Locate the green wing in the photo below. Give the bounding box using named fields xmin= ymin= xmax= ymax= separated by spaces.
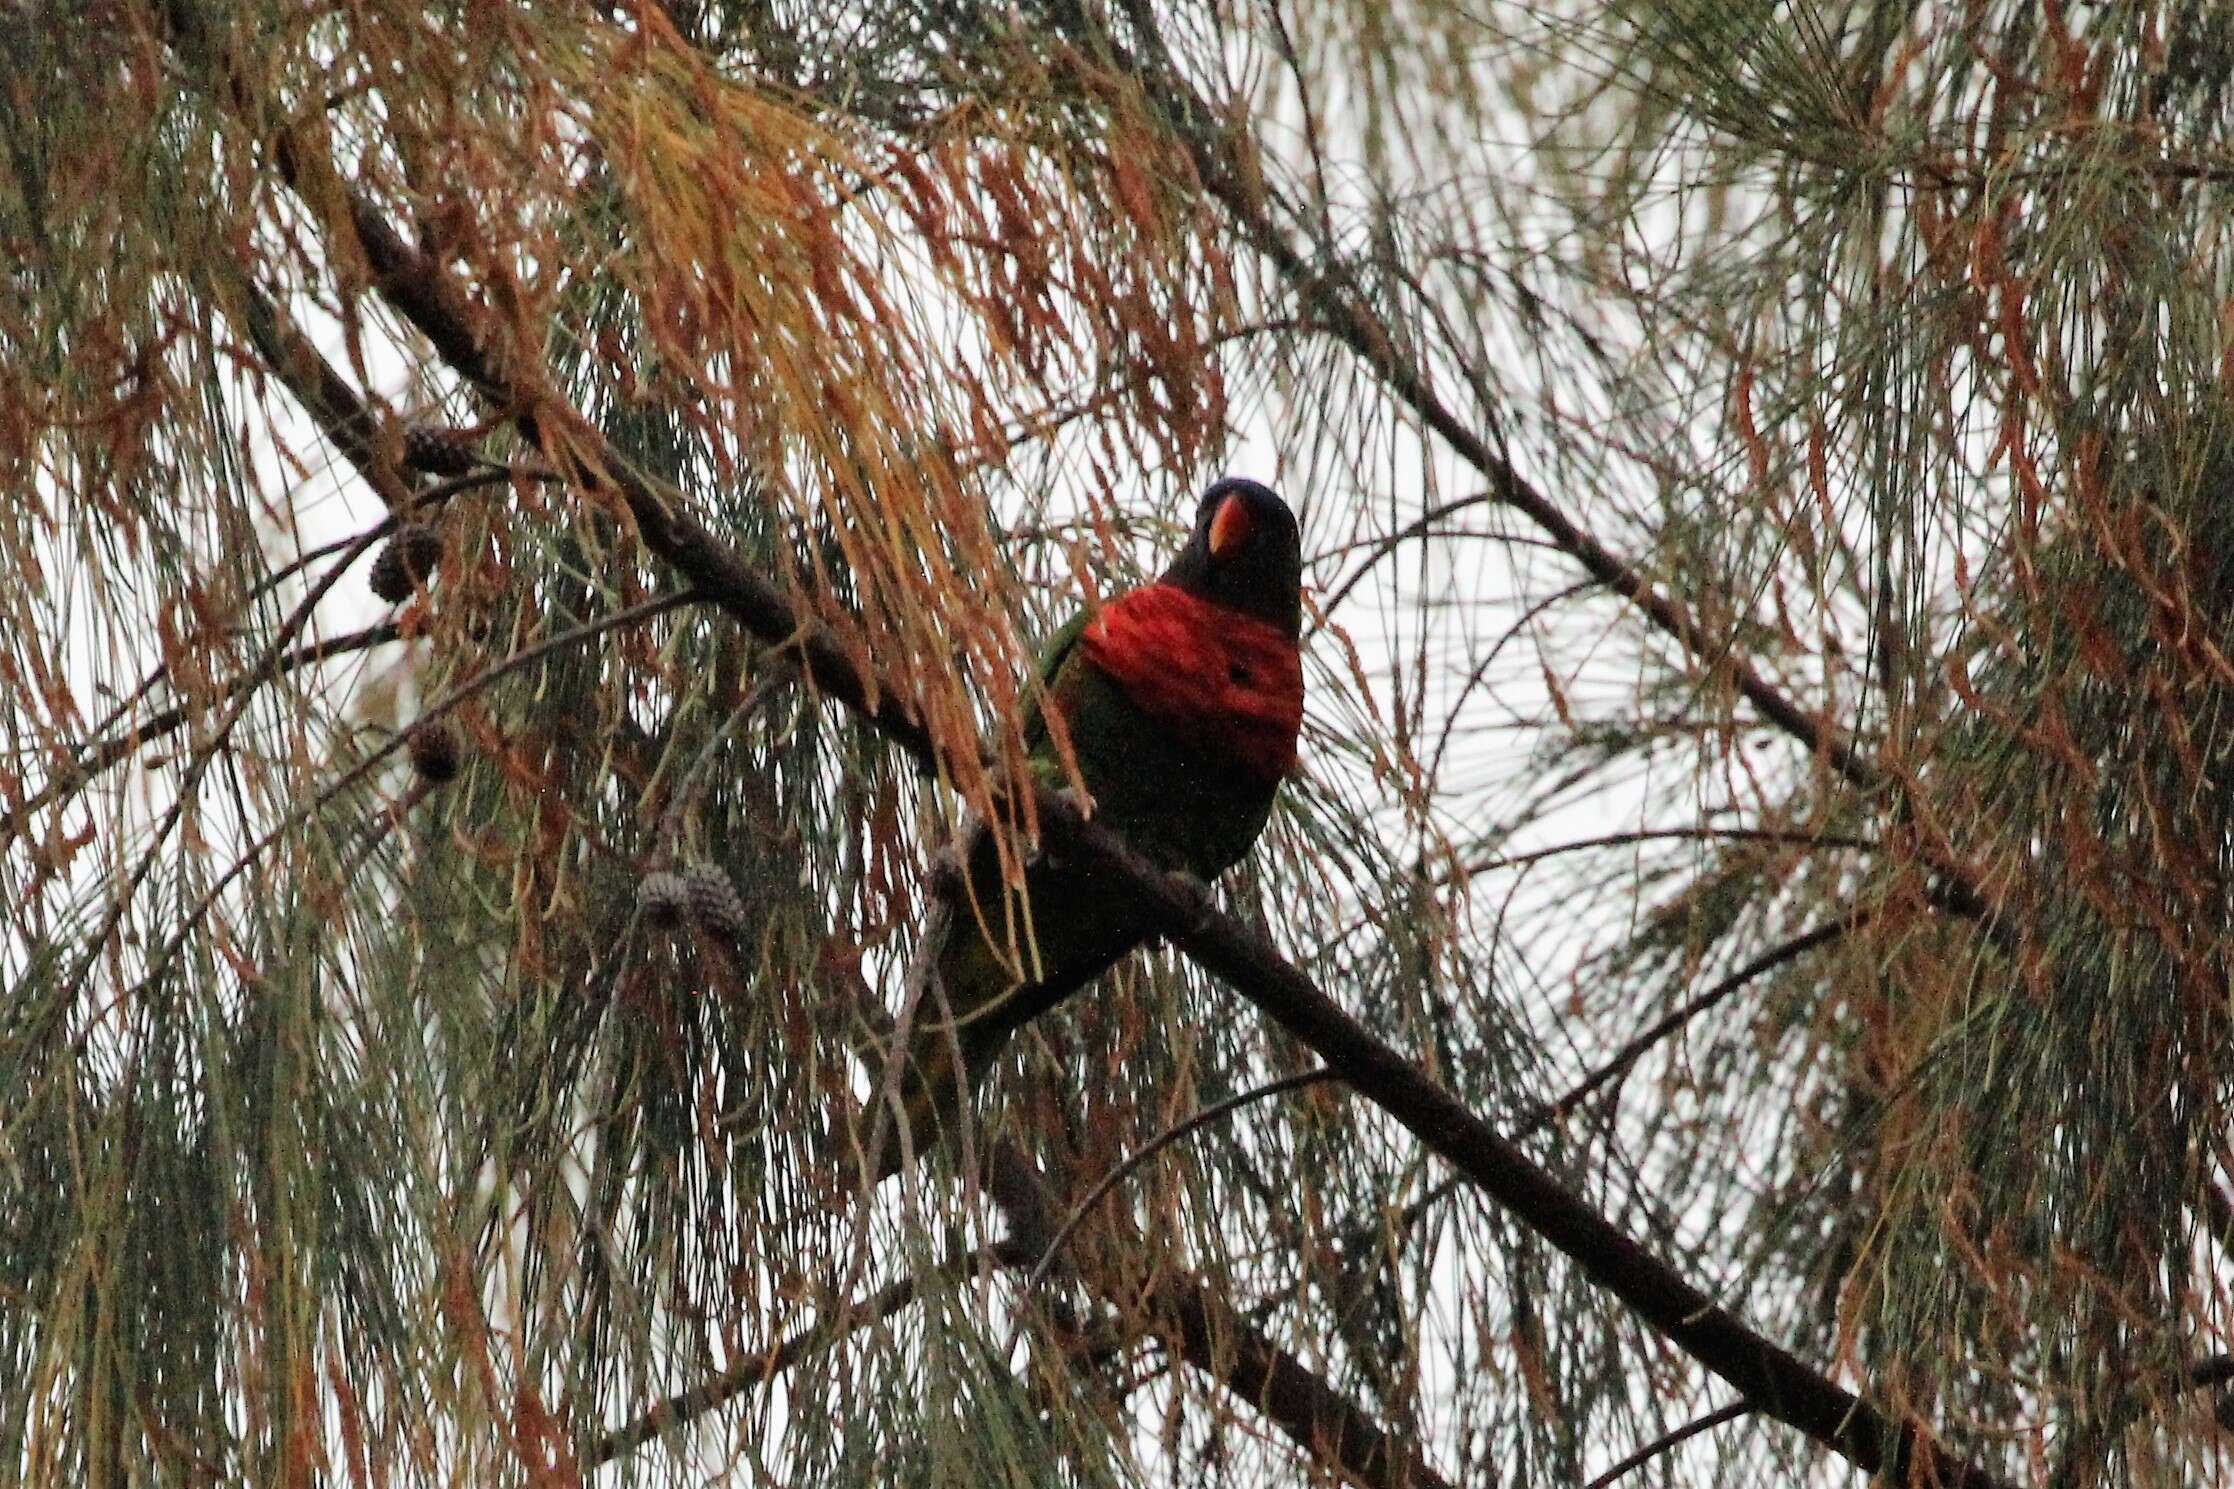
xmin=1020 ymin=608 xmax=1091 ymax=761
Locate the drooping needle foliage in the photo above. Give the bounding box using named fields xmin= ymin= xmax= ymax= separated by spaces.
xmin=3 ymin=2 xmax=2233 ymax=1485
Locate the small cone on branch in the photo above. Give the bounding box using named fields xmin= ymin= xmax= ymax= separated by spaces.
xmin=406 ymin=717 xmax=467 ymax=783
xmin=369 ymin=524 xmax=445 ymax=603
xmin=684 ymin=863 xmax=750 ymax=942
xmin=401 ymin=424 xmax=478 ymax=477
xmin=638 ymin=871 xmax=691 ymax=931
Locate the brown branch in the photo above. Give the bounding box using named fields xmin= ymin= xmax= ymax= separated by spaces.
xmin=221 ymin=269 xmax=416 ymax=515
xmin=991 ymin=1142 xmax=1460 ymax=1489
xmin=1582 ymin=1402 xmax=1751 ymax=1489
xmin=584 ymin=1242 xmax=1021 ymax=1466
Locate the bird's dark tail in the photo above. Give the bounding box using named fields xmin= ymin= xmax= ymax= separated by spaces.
xmin=840 ymin=918 xmax=1013 ymax=1185
xmin=840 ymin=854 xmax=1147 ymax=1189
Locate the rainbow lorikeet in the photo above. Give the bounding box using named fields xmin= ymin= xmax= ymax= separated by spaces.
xmin=866 ymin=478 xmax=1305 ymax=1178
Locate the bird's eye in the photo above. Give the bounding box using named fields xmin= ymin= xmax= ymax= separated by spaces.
xmin=1229 ymin=663 xmax=1252 ymax=684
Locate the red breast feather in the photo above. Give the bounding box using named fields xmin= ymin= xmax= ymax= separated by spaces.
xmin=1079 ymin=582 xmax=1304 ymax=782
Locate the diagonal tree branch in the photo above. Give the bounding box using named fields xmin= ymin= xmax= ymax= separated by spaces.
xmin=220 ymin=268 xmax=418 ymax=515
xmin=990 ymin=1141 xmax=1461 ymax=1489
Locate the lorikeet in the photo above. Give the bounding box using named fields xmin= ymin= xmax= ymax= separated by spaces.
xmin=866 ymin=478 xmax=1305 ymax=1178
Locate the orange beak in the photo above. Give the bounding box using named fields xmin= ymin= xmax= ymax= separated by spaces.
xmin=1208 ymin=493 xmax=1252 ymax=559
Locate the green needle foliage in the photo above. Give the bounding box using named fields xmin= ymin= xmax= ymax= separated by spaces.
xmin=3 ymin=1 xmax=2233 ymax=1486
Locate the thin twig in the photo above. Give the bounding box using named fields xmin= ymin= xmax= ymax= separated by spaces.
xmin=1315 ymin=905 xmax=1879 ymax=1269
xmin=67 ymin=592 xmax=704 ymax=1053
xmin=4 ymin=461 xmax=506 ymax=847
xmin=1313 ymin=489 xmax=1500 ymax=620
xmin=1582 ymin=1402 xmax=1751 ymax=1489
xmin=585 ymin=1242 xmax=1022 ymax=1465
xmin=1463 ymin=828 xmax=1877 ymax=877
xmin=3 ymin=620 xmax=402 ymax=848
xmin=46 ymin=510 xmax=394 ymax=1053
xmin=1028 ymin=1067 xmax=1339 ymax=1288
xmin=1529 ymin=907 xmax=1877 ymax=1129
